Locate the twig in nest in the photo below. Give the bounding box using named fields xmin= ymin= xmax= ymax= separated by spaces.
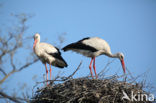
xmin=36 ymin=61 xmax=82 ymax=85
xmin=98 ymin=59 xmax=115 ymax=78
xmin=48 ymin=61 xmax=82 ymax=82
xmin=63 ymin=61 xmax=82 ymax=80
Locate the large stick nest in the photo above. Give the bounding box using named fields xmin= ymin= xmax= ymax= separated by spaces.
xmin=31 ymin=77 xmax=152 ymax=103
xmin=31 ymin=62 xmax=153 ymax=103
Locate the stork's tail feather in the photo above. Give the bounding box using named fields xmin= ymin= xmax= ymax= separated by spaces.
xmin=48 ymin=52 xmax=68 ymax=68
xmin=62 ymin=59 xmax=68 ymax=67
xmin=62 ymin=43 xmax=76 ymax=51
xmin=55 ymin=60 xmax=68 ymax=68
xmin=56 ymin=56 xmax=68 ymax=68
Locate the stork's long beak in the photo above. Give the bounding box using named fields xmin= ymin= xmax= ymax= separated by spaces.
xmin=121 ymin=59 xmax=126 ymax=74
xmin=33 ymin=39 xmax=37 ymax=49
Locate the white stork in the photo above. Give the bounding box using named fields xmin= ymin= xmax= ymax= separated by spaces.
xmin=33 ymin=33 xmax=68 ymax=85
xmin=62 ymin=37 xmax=126 ymax=79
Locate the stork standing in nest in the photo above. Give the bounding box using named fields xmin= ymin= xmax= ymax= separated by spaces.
xmin=33 ymin=33 xmax=68 ymax=85
xmin=62 ymin=37 xmax=126 ymax=79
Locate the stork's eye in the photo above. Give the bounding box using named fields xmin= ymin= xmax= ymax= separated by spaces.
xmin=120 ymin=55 xmax=123 ymax=59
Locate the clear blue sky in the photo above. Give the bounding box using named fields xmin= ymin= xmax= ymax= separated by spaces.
xmin=0 ymin=0 xmax=156 ymax=100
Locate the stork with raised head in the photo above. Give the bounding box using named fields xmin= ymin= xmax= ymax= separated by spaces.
xmin=62 ymin=37 xmax=126 ymax=79
xmin=33 ymin=33 xmax=68 ymax=85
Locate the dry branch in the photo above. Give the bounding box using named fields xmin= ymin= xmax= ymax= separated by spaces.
xmin=0 ymin=91 xmax=21 ymax=103
xmin=0 ymin=13 xmax=38 ymax=103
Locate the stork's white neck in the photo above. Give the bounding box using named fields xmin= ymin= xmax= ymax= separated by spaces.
xmin=105 ymin=52 xmax=120 ymax=59
xmin=36 ymin=39 xmax=40 ymax=45
xmin=33 ymin=38 xmax=40 ymax=50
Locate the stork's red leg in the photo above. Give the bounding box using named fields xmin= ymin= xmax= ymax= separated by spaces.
xmin=49 ymin=64 xmax=52 ymax=80
xmin=45 ymin=63 xmax=48 ymax=86
xmin=93 ymin=57 xmax=98 ymax=79
xmin=89 ymin=58 xmax=94 ymax=79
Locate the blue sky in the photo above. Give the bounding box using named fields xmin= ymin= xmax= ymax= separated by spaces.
xmin=0 ymin=0 xmax=156 ymax=100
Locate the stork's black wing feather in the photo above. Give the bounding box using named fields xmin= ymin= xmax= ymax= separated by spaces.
xmin=62 ymin=37 xmax=97 ymax=52
xmin=46 ymin=47 xmax=68 ymax=67
xmin=47 ymin=52 xmax=68 ymax=67
xmin=54 ymin=46 xmax=61 ymax=55
xmin=77 ymin=37 xmax=90 ymax=42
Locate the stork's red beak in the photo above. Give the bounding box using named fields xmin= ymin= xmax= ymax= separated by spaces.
xmin=33 ymin=39 xmax=37 ymax=49
xmin=121 ymin=59 xmax=126 ymax=74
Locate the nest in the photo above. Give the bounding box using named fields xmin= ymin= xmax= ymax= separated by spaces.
xmin=31 ymin=62 xmax=154 ymax=103
xmin=31 ymin=77 xmax=152 ymax=103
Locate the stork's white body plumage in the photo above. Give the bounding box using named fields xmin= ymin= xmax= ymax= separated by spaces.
xmin=62 ymin=37 xmax=126 ymax=79
xmin=34 ymin=42 xmax=66 ymax=67
xmin=34 ymin=43 xmax=56 ymax=63
xmin=33 ymin=33 xmax=67 ymax=85
xmin=72 ymin=37 xmax=111 ymax=57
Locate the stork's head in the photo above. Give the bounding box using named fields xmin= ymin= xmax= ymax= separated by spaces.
xmin=117 ymin=52 xmax=126 ymax=74
xmin=33 ymin=33 xmax=40 ymax=49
